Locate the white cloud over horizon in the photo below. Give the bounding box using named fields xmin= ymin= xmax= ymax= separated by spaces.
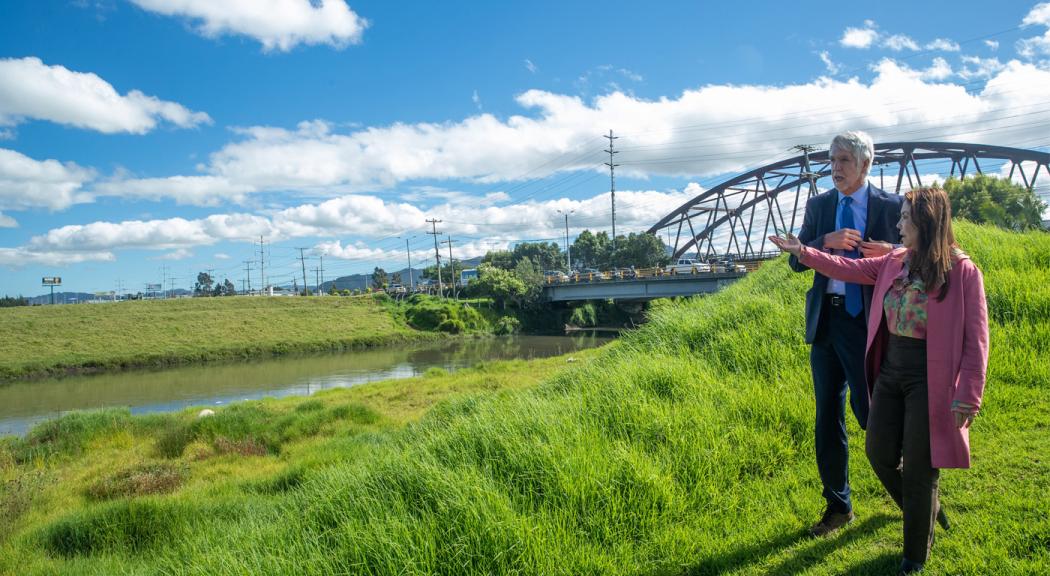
xmin=0 ymin=148 xmax=95 ymax=211
xmin=193 ymin=59 xmax=1050 ymax=196
xmin=128 ymin=0 xmax=368 ymax=52
xmin=0 ymin=57 xmax=211 ymax=134
xmin=14 ymin=186 xmax=699 ymax=265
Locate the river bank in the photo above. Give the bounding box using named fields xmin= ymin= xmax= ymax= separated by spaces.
xmin=0 ymin=334 xmax=612 ymax=436
xmin=0 ymin=294 xmax=552 ymax=381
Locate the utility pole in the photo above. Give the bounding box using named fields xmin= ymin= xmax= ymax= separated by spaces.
xmin=313 ymin=267 xmax=320 ymax=293
xmin=160 ymin=266 xmax=169 ymax=298
xmin=558 ymin=208 xmax=574 ymax=270
xmin=319 ymin=255 xmax=324 ymax=294
xmin=405 ymin=237 xmax=415 ymax=291
xmin=258 ymin=236 xmax=266 ymax=295
xmin=296 ymin=248 xmax=310 ymax=295
xmin=426 ymin=218 xmax=443 ymax=297
xmin=442 ymin=236 xmax=456 ymax=298
xmin=243 ymin=260 xmax=253 ymax=295
xmin=604 ymin=129 xmax=619 ymax=250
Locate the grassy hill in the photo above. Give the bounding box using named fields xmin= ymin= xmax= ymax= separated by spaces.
xmin=1 ymin=221 xmax=1047 ymax=575
xmin=0 ymin=296 xmax=428 ymax=380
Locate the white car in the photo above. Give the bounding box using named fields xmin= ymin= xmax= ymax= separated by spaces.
xmin=667 ymin=258 xmax=711 ymax=274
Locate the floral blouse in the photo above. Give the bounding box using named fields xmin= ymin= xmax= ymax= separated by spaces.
xmin=883 ymin=262 xmax=928 ymax=339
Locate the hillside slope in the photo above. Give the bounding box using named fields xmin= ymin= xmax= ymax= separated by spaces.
xmin=2 ymin=221 xmax=1047 ymax=575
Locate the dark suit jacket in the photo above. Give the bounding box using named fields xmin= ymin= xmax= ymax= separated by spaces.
xmin=788 ymin=184 xmax=903 ymax=344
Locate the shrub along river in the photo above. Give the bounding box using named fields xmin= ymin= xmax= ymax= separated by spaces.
xmin=0 ymin=334 xmax=611 ymax=436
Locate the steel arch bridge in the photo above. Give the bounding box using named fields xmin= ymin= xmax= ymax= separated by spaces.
xmin=648 ymin=142 xmax=1050 ymax=261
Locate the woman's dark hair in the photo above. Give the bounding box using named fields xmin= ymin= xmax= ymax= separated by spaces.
xmin=904 ymin=186 xmax=958 ymax=301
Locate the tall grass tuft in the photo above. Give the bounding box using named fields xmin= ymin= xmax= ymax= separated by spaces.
xmin=13 ymin=408 xmax=133 ymax=462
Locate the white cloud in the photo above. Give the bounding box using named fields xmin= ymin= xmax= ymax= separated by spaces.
xmin=214 ymin=252 xmax=231 ymax=260
xmin=153 ymin=248 xmax=194 ymax=260
xmin=922 ymin=57 xmax=953 ymax=81
xmin=93 ymin=175 xmax=256 ymax=206
xmin=0 ymin=212 xmax=17 ymax=228
xmin=472 ymin=89 xmax=482 ymax=111
xmin=315 ymin=240 xmax=397 ymax=261
xmin=1024 ymin=2 xmax=1050 ymax=26
xmin=839 ymin=23 xmax=957 ymax=53
xmin=0 ymin=148 xmax=95 ymax=211
xmin=924 ymin=38 xmax=959 ymax=52
xmin=195 ymin=61 xmax=1050 ymax=194
xmin=128 ymin=0 xmax=368 ymax=52
xmin=28 ymin=214 xmax=274 ymax=253
xmin=958 ymin=56 xmax=1006 ymax=80
xmin=883 ymin=34 xmax=919 ymax=51
xmin=985 ymin=39 xmax=999 ymax=50
xmin=0 ymin=246 xmax=114 ymax=267
xmin=0 ymin=57 xmax=211 ymax=134
xmin=819 ymin=51 xmax=840 ymax=75
xmin=524 ymin=59 xmax=537 ymax=74
xmin=11 ymin=184 xmax=696 ymax=262
xmin=841 ymin=25 xmax=878 ymax=49
xmin=1018 ymin=2 xmax=1050 ymax=60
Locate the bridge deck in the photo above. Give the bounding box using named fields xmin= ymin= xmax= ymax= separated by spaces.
xmin=542 ymin=272 xmax=747 ymax=302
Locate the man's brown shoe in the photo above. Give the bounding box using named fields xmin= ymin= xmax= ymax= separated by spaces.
xmin=809 ymin=507 xmax=854 ymax=537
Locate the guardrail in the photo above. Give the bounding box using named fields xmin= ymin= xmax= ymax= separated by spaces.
xmin=544 ymin=259 xmax=768 ymax=285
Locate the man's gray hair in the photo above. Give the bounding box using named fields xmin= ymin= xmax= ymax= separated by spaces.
xmin=830 ymin=131 xmax=874 ymax=178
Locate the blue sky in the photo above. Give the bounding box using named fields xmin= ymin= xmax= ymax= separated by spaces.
xmin=1 ymin=0 xmax=1049 ymax=297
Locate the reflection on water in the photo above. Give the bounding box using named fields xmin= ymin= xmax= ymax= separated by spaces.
xmin=0 ymin=335 xmax=610 ymax=436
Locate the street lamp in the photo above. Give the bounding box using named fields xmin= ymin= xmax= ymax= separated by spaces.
xmin=557 ymin=209 xmax=575 ymax=271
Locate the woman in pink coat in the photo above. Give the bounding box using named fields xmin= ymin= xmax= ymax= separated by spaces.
xmin=770 ymin=186 xmax=989 ymax=575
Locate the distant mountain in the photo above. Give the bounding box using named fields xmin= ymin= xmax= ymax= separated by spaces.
xmin=320 ymin=258 xmax=484 ymax=293
xmin=26 ymin=288 xmax=194 ymax=305
xmin=28 ymin=291 xmax=97 ymax=305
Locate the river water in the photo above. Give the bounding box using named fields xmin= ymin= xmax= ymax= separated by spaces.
xmin=0 ymin=334 xmax=611 ymax=437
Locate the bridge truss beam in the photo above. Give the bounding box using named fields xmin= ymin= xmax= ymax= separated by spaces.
xmin=648 ymin=142 xmax=1050 ymax=261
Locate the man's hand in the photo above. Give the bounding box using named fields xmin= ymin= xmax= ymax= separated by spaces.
xmin=859 ymin=240 xmax=894 ymax=258
xmin=823 ymin=228 xmax=862 ymax=251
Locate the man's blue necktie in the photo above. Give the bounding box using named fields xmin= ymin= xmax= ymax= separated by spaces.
xmin=839 ymin=196 xmax=863 ymax=317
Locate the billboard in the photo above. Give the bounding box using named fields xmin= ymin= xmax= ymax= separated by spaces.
xmin=42 ymin=277 xmax=62 ymax=285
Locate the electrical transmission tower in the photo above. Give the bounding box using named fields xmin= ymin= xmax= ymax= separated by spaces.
xmin=604 ymin=129 xmax=620 ymax=249
xmin=791 ymin=144 xmax=821 ymax=232
xmin=243 ymin=260 xmax=253 ymax=295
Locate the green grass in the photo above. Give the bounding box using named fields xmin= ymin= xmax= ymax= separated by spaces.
xmin=0 ymin=221 xmax=1047 ymax=575
xmin=0 ymin=295 xmax=431 ymax=380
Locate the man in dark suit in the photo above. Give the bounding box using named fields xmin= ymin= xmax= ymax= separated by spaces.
xmin=788 ymin=130 xmax=902 ymax=537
